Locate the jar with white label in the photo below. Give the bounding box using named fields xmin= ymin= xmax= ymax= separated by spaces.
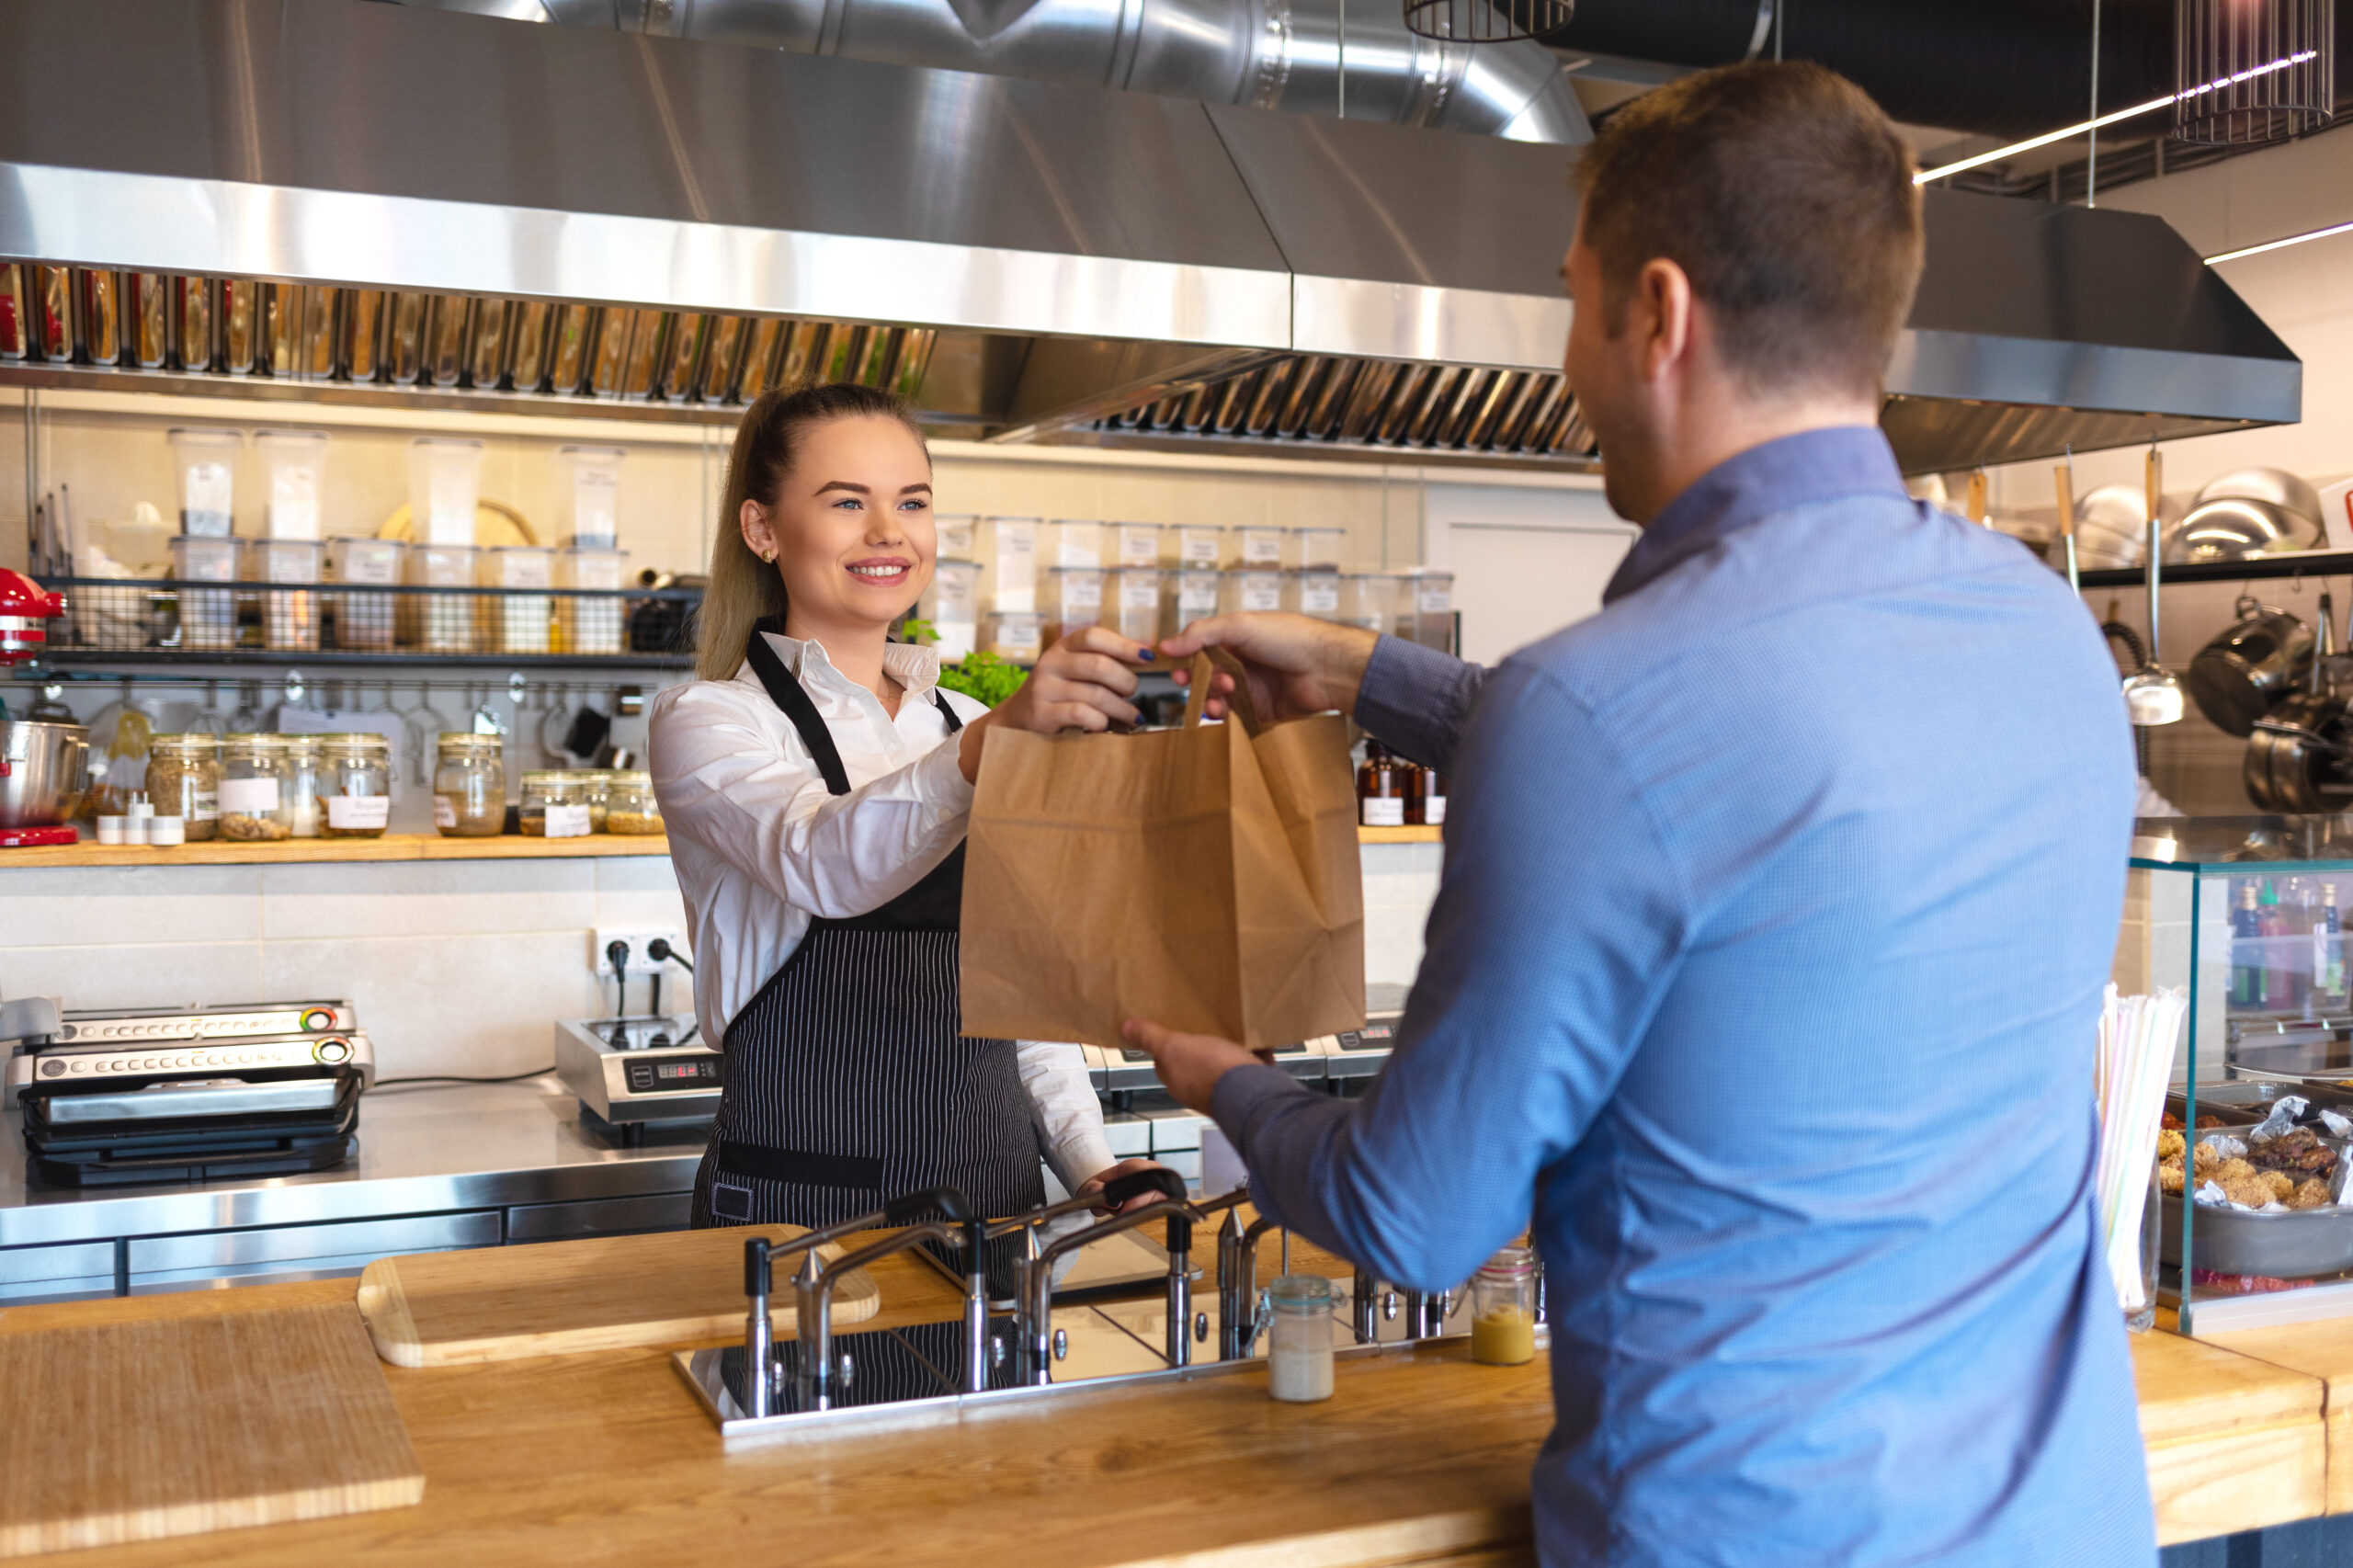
xmin=1168 ymin=524 xmax=1225 ymax=571
xmin=1164 ymin=568 xmax=1221 ymax=641
xmin=1411 ymin=569 xmax=1456 ymax=653
xmin=1109 ymin=566 xmax=1162 ymax=644
xmin=520 ymin=770 xmax=592 ymax=838
xmin=434 ymin=733 xmax=506 ymax=837
xmin=145 ymin=733 xmax=221 ymax=842
xmin=219 ymin=733 xmax=293 ymax=841
xmin=982 ymin=612 xmax=1043 ymax=663
xmin=277 ymin=733 xmax=325 ymax=837
xmin=977 ymin=517 xmax=1040 ymax=615
xmin=318 ymin=733 xmax=392 ymax=838
xmin=1044 ymin=566 xmax=1106 ymax=646
xmin=1285 ymin=568 xmax=1342 ymax=621
xmin=1221 ymin=568 xmax=1283 ymax=618
xmin=1107 ymin=522 xmax=1165 ymax=568
xmin=1233 ymin=526 xmax=1289 ymax=570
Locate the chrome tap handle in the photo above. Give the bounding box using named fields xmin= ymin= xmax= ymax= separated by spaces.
xmin=1219 ymin=1210 xmax=1285 ymax=1360
xmin=1018 ymin=1198 xmax=1202 ymax=1386
xmin=1165 ymin=1204 xmax=1195 ymax=1368
xmin=799 ymin=1221 xmax=961 ymax=1410
xmin=743 ymin=1237 xmax=773 ymax=1420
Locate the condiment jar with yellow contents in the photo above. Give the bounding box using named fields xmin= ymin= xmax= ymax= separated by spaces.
xmin=1470 ymin=1245 xmax=1538 ymax=1366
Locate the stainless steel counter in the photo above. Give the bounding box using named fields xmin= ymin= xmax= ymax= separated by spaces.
xmin=0 ymin=1075 xmax=703 ymax=1301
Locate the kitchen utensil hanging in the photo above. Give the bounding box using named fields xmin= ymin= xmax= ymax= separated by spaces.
xmin=2188 ymin=596 xmax=2313 ymax=736
xmin=2122 ymin=447 xmax=2186 ymax=727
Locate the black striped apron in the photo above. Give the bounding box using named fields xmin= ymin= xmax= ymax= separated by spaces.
xmin=689 ymin=629 xmax=1046 ymax=1231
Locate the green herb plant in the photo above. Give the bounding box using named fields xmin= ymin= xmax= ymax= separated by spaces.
xmin=901 ymin=618 xmax=1030 ymax=708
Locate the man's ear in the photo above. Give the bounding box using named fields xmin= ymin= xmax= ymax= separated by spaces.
xmin=1634 ymin=257 xmax=1694 ymax=385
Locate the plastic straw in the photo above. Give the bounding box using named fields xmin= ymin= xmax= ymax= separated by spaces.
xmin=2093 ymin=984 xmax=2188 ymax=1312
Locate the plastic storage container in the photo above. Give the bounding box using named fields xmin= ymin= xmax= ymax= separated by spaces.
xmin=1338 ymin=571 xmax=1392 ymax=633
xmin=1409 ymin=568 xmax=1455 ymax=653
xmin=935 ymin=513 xmax=978 ymax=561
xmin=551 ymin=445 xmax=624 ymax=547
xmin=554 ymin=546 xmax=628 ymax=655
xmin=1470 ymin=1245 xmax=1538 ymax=1365
xmin=167 ymin=427 xmax=240 ymax=537
xmin=1264 ymin=1275 xmax=1336 ymax=1403
xmin=519 ymin=769 xmax=591 ymax=838
xmin=407 ymin=437 xmax=484 ymax=547
xmin=1169 ymin=524 xmax=1225 ymax=571
xmin=276 ymin=733 xmax=324 ymax=837
xmin=433 ymin=733 xmax=506 ymax=836
xmin=478 ymin=545 xmax=554 ymax=654
xmin=1221 ymin=568 xmax=1283 ymax=617
xmin=325 ymin=536 xmax=405 ymax=652
xmin=920 ymin=560 xmax=983 ymax=662
xmin=976 ymin=517 xmax=1040 ymax=615
xmin=145 ymin=733 xmax=221 ymax=841
xmin=170 ymin=535 xmax=243 ymax=651
xmin=1286 ymin=568 xmax=1342 ymax=620
xmin=318 ymin=733 xmax=392 ymax=838
xmin=1108 ymin=523 xmax=1165 ymax=568
xmin=1109 ymin=566 xmax=1162 ymax=644
xmin=1293 ymin=527 xmax=1346 ymax=571
xmin=254 ymin=430 xmax=328 ymax=540
xmin=218 ymin=734 xmax=292 ymax=841
xmin=1164 ymin=568 xmax=1221 ymax=641
xmin=241 ymin=539 xmax=323 ymax=652
xmin=604 ymin=770 xmax=664 ymax=835
xmin=404 ymin=542 xmax=478 ymax=653
xmin=1043 ymin=566 xmax=1105 ymax=646
xmin=982 ymin=612 xmax=1042 ymax=663
xmin=1043 ymin=519 xmax=1104 ymax=570
xmin=1233 ymin=526 xmax=1289 ymax=569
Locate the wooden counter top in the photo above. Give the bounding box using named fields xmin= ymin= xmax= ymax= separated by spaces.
xmin=0 ymin=1226 xmax=2328 ymax=1565
xmin=2206 ymin=1317 xmax=2353 ymax=1516
xmin=0 ymin=831 xmax=670 ymax=868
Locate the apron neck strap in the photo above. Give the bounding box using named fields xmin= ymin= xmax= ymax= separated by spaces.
xmin=745 ymin=621 xmax=961 ymax=796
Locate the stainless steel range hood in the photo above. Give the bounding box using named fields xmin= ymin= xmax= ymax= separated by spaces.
xmin=0 ymin=0 xmax=2301 ymax=474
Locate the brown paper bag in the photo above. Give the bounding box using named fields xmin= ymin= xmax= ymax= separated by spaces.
xmin=959 ymin=650 xmax=1366 ymax=1049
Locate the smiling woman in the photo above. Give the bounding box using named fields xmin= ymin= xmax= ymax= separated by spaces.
xmin=644 ymin=382 xmax=1167 ymax=1239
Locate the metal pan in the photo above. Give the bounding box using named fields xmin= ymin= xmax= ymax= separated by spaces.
xmin=2163 ymin=1192 xmax=2353 ymax=1279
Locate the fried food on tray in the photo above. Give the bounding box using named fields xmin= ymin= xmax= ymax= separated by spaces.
xmin=2214 ymin=1157 xmax=2256 ymax=1185
xmin=2158 ymin=1129 xmax=2187 ymax=1161
xmin=2290 ymin=1178 xmax=2335 ymax=1210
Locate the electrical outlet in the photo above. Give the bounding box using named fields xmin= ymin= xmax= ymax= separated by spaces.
xmin=593 ymin=928 xmax=688 ymax=979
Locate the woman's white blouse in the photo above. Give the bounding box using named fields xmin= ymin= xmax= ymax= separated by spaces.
xmin=647 ymin=631 xmax=1114 ymax=1188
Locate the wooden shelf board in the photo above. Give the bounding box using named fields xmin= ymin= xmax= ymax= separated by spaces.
xmin=1359 ymin=824 xmax=1443 ymax=844
xmin=0 ymin=832 xmax=671 ymax=869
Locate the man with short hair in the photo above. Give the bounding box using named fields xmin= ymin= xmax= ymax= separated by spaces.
xmin=1131 ymin=61 xmax=2154 ymax=1565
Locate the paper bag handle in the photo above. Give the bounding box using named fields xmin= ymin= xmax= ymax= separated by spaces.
xmin=1180 ymin=648 xmax=1262 ymax=736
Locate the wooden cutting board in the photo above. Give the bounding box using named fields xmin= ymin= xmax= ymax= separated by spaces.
xmin=0 ymin=1302 xmax=423 ymax=1559
xmin=356 ymin=1222 xmax=881 ymax=1368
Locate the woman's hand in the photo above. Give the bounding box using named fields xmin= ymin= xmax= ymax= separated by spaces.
xmin=1076 ymin=1156 xmax=1174 ymax=1215
xmin=957 ymin=627 xmax=1154 ymax=783
xmin=1158 ymin=613 xmax=1379 ymax=725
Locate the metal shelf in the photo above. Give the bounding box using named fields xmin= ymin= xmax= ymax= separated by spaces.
xmin=2078 ymin=551 xmax=2353 ymax=589
xmin=21 ymin=650 xmax=691 ymax=675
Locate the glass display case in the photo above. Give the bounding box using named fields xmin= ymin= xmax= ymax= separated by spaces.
xmin=2133 ymin=815 xmax=2353 ymax=1333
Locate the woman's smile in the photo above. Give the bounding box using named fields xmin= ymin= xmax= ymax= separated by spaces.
xmin=846 ymin=556 xmax=913 ymax=585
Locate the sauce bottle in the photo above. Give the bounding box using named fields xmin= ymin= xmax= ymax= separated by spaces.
xmin=1358 ymin=742 xmax=1407 ymax=827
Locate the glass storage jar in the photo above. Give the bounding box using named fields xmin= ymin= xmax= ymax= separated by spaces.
xmin=218 ymin=734 xmax=293 ymax=841
xmin=145 ymin=733 xmax=221 ymax=841
xmin=1470 ymin=1244 xmax=1538 ymax=1365
xmin=319 ymin=733 xmax=392 ymax=838
xmin=433 ymin=733 xmax=506 ymax=836
xmin=276 ymin=733 xmax=324 ymax=837
xmin=1264 ymin=1274 xmax=1335 ymax=1403
xmin=604 ymin=770 xmax=664 ymax=835
xmin=579 ymin=768 xmax=612 ymax=832
xmin=519 ymin=769 xmax=591 ymax=838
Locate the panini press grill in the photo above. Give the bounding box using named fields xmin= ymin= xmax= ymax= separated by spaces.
xmin=3 ymin=1000 xmax=373 ymax=1187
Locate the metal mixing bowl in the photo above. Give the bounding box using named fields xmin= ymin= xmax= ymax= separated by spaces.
xmin=0 ymin=720 xmax=90 ymax=829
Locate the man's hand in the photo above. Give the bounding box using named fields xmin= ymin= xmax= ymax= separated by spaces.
xmin=1121 ymin=1017 xmax=1267 ymax=1116
xmin=959 ymin=626 xmax=1153 ymax=783
xmin=1074 ymin=1156 xmax=1171 ymax=1216
xmin=1158 ymin=613 xmax=1379 ymax=725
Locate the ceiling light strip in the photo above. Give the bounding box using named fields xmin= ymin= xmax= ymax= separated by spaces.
xmin=1914 ymin=50 xmax=2319 ymax=185
xmin=2206 ymin=218 xmax=2353 ymax=264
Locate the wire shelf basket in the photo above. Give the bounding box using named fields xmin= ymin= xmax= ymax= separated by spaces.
xmin=47 ymin=578 xmax=701 ymax=663
xmin=2175 ymin=0 xmax=2336 ymax=145
xmin=1401 ymin=0 xmax=1572 ymax=43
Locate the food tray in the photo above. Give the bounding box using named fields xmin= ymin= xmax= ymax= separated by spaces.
xmin=2163 ymin=1192 xmax=2353 ymax=1279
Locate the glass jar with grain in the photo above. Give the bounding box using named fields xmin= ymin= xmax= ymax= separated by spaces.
xmin=275 ymin=733 xmax=324 ymax=838
xmin=519 ymin=769 xmax=590 ymax=838
xmin=604 ymin=771 xmax=664 ymax=835
xmin=319 ymin=733 xmax=392 ymax=838
xmin=219 ymin=734 xmax=293 ymax=841
xmin=433 ymin=733 xmax=506 ymax=837
xmin=145 ymin=733 xmax=221 ymax=841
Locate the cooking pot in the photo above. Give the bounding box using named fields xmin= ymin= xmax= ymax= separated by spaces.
xmin=2188 ymin=597 xmax=2313 ymax=737
xmin=2245 ymin=692 xmax=2353 ymax=813
xmin=0 ymin=719 xmax=89 ymax=829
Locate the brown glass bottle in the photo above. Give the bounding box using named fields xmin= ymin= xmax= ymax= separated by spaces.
xmin=1421 ymin=767 xmax=1447 ymax=827
xmin=1358 ymin=741 xmax=1408 ymax=827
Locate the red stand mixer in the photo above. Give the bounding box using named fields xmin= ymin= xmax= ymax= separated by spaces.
xmin=0 ymin=570 xmax=78 ymax=847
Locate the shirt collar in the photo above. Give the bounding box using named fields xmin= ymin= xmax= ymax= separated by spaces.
xmin=745 ymin=631 xmax=943 ymax=703
xmin=1602 ymin=426 xmax=1911 ymax=604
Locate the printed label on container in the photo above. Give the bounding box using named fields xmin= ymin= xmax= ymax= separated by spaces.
xmin=338 ymin=548 xmax=401 ymax=586
xmin=1425 ymin=794 xmax=1447 ymax=825
xmin=1118 ymin=529 xmax=1161 ymax=564
xmin=1360 ymin=797 xmax=1405 ymax=827
xmin=1299 ymin=579 xmax=1340 ymax=614
xmin=1241 ymin=581 xmax=1281 ymax=612
xmin=219 ymin=777 xmax=279 ymax=814
xmin=1060 ymin=575 xmax=1102 ymax=609
xmin=1119 ymin=575 xmax=1159 ymax=609
xmin=544 ymin=802 xmax=592 ymax=838
xmin=1241 ymin=532 xmax=1283 ymax=564
xmin=1180 ymin=533 xmax=1221 ymax=565
xmin=1177 ymin=584 xmax=1219 ymax=614
xmin=1418 ymin=586 xmax=1450 ymax=613
xmin=190 ymin=789 xmax=218 ymax=822
xmin=326 ymin=794 xmax=391 ymax=831
xmin=434 ymin=795 xmax=458 ymax=829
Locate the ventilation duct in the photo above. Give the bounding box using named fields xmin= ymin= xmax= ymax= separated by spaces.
xmin=404 ymin=0 xmax=1593 ymax=144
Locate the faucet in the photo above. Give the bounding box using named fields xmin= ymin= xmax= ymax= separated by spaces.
xmin=795 ymin=1221 xmax=962 ymax=1411
xmin=1212 ymin=1205 xmax=1285 ymax=1359
xmin=1010 ymin=1166 xmax=1194 ymax=1384
xmin=735 ymin=1185 xmax=975 ymax=1419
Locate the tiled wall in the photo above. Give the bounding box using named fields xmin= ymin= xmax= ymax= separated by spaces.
xmin=0 ymin=844 xmax=1443 ymax=1077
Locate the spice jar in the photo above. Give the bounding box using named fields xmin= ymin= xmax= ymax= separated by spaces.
xmin=145 ymin=734 xmax=221 ymax=841
xmin=578 ymin=768 xmax=612 ymax=832
xmin=276 ymin=733 xmax=324 ymax=838
xmin=319 ymin=733 xmax=392 ymax=838
xmin=219 ymin=734 xmax=293 ymax=841
xmin=1264 ymin=1275 xmax=1336 ymax=1403
xmin=1357 ymin=741 xmax=1414 ymax=828
xmin=519 ymin=769 xmax=591 ymax=838
xmin=433 ymin=733 xmax=506 ymax=837
xmin=604 ymin=770 xmax=665 ymax=835
xmin=1470 ymin=1246 xmax=1538 ymax=1366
